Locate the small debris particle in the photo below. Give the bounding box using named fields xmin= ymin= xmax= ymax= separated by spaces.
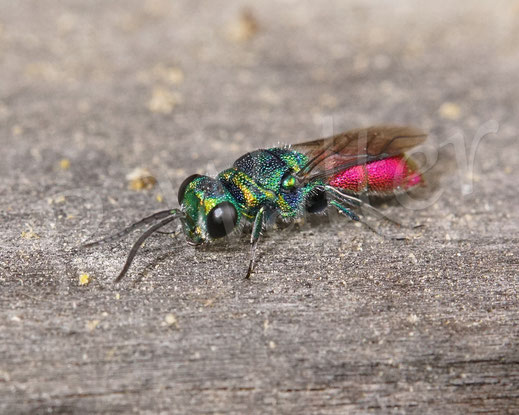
xmin=147 ymin=86 xmax=181 ymax=114
xmin=407 ymin=314 xmax=419 ymax=323
xmin=164 ymin=313 xmax=179 ymax=328
xmin=59 ymin=158 xmax=71 ymax=170
xmin=12 ymin=125 xmax=23 ymax=136
xmin=25 ymin=61 xmax=60 ymax=82
xmin=126 ymin=167 xmax=157 ymax=191
xmin=114 ymin=292 xmax=120 ymax=300
xmin=408 ymin=253 xmax=418 ymax=264
xmin=0 ymin=102 xmax=8 ymax=117
xmin=269 ymin=341 xmax=276 ymax=349
xmin=105 ymin=347 xmax=116 ymax=360
xmin=54 ymin=195 xmax=66 ymax=204
xmin=21 ymin=226 xmax=39 ymax=239
xmin=156 ymin=193 xmax=164 ymax=203
xmin=152 ymin=64 xmax=184 ymax=85
xmin=258 ymin=87 xmax=281 ymax=106
xmin=439 ymin=102 xmax=461 ymax=120
xmin=319 ymin=93 xmax=338 ymax=109
xmin=86 ymin=319 xmax=100 ymax=331
xmin=57 ymin=13 xmax=77 ymax=35
xmin=263 ymin=319 xmax=269 ymax=331
xmin=226 ymin=9 xmax=259 ymax=42
xmin=79 ymin=273 xmax=90 ymax=286
xmin=77 ymin=100 xmax=91 ymax=113
xmin=0 ymin=370 xmax=11 ymax=382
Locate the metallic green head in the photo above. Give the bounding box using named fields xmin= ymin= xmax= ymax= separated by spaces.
xmin=177 ymin=174 xmax=240 ymax=244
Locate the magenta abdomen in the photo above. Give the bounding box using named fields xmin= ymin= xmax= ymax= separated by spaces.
xmin=327 ymin=155 xmax=422 ymax=194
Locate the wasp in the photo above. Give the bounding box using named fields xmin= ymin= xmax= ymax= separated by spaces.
xmin=83 ymin=125 xmax=426 ymax=281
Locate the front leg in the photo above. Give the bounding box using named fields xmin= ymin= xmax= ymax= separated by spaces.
xmin=245 ymin=206 xmax=266 ymax=279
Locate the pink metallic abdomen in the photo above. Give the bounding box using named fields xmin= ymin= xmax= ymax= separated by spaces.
xmin=328 ymin=155 xmax=422 ymax=194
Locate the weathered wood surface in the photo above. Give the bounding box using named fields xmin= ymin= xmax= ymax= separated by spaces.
xmin=1 ymin=1 xmax=518 ymax=413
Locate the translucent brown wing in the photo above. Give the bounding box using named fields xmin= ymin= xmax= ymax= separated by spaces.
xmin=292 ymin=125 xmax=427 ymax=182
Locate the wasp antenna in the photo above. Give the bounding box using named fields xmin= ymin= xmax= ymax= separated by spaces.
xmin=114 ymin=212 xmax=183 ymax=283
xmin=82 ymin=209 xmax=180 ymax=248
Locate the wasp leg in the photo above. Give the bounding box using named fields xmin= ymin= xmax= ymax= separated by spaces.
xmin=323 ymin=185 xmax=411 ymax=228
xmin=245 ymin=207 xmax=265 ymax=279
xmin=329 ymin=197 xmax=408 ymax=240
xmin=329 ymin=200 xmax=361 ymax=221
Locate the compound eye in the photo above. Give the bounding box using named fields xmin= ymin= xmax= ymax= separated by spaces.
xmin=206 ymin=202 xmax=238 ymax=238
xmin=178 ymin=174 xmax=202 ymax=204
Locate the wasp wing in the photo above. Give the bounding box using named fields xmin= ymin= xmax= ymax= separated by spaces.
xmin=292 ymin=125 xmax=426 ymax=182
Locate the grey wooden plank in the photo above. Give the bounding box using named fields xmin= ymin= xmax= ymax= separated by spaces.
xmin=1 ymin=0 xmax=518 ymax=413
